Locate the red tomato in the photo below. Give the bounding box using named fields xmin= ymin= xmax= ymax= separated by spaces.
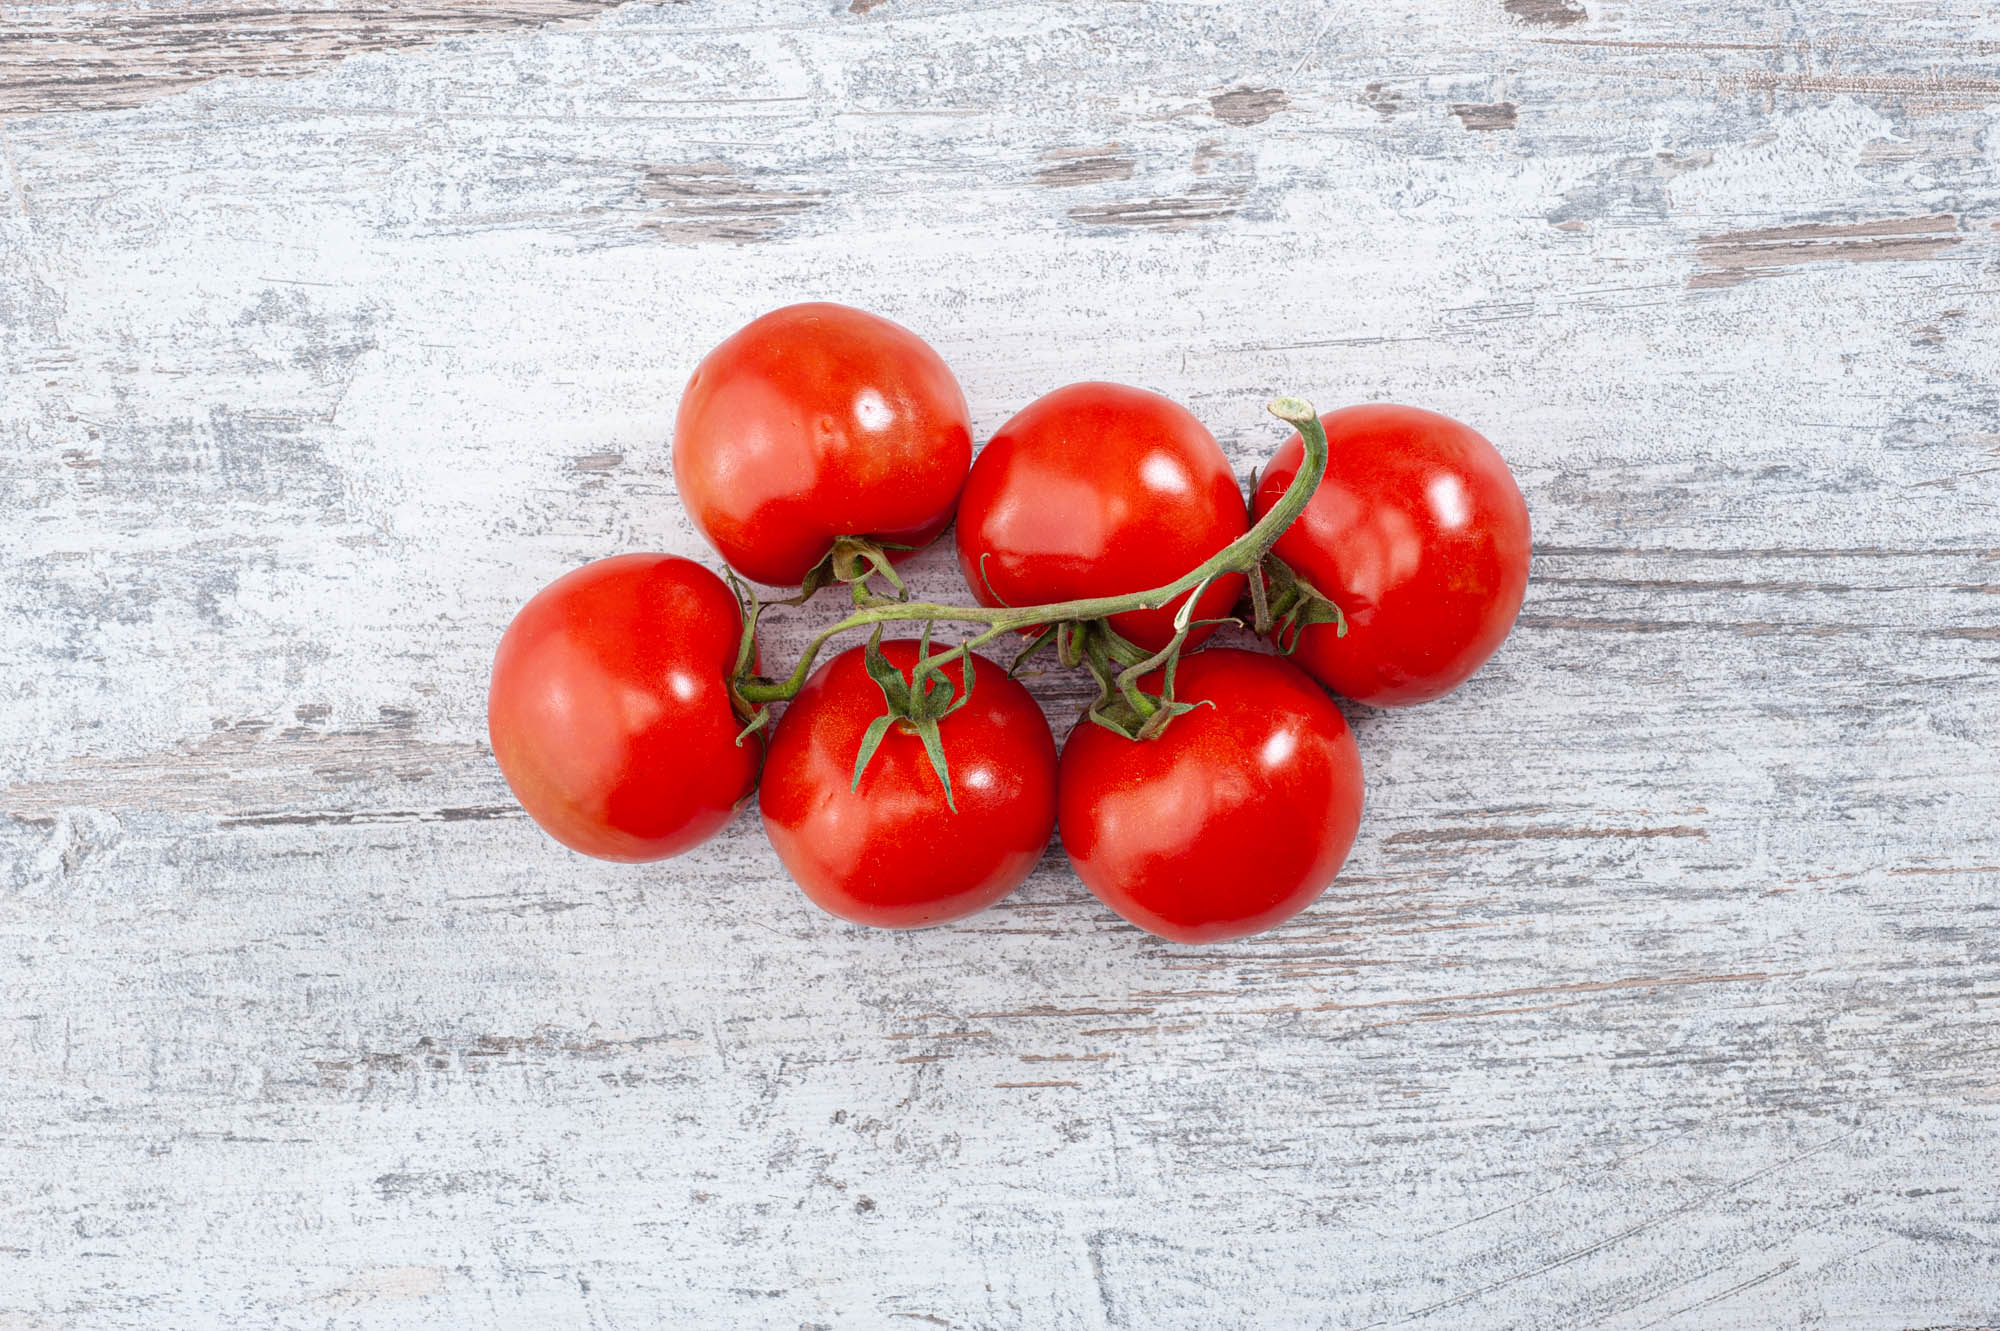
xmin=488 ymin=554 xmax=759 ymax=861
xmin=1058 ymin=649 xmax=1363 ymax=944
xmin=954 ymin=382 xmax=1249 ymax=653
xmin=1254 ymin=404 xmax=1531 ymax=707
xmin=759 ymin=641 xmax=1058 ymax=929
xmin=673 ymin=303 xmax=973 ymax=586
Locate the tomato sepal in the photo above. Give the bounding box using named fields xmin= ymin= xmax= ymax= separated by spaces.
xmin=1006 ymin=623 xmax=1061 ymax=678
xmin=733 ymin=707 xmax=773 ymax=747
xmin=720 ymin=569 xmax=776 ymax=737
xmin=1254 ymin=554 xmax=1349 ymax=654
xmin=851 ymin=624 xmax=976 ymax=812
xmin=1078 ymin=586 xmax=1222 ymax=742
xmin=824 ymin=535 xmax=918 ymax=604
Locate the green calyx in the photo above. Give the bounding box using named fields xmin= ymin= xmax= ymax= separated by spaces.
xmin=1078 ymin=590 xmax=1221 ymax=742
xmin=851 ymin=624 xmax=975 ymax=812
xmin=794 ymin=535 xmax=915 ymax=607
xmin=723 ymin=570 xmax=771 ymax=744
xmin=1249 ymin=554 xmax=1348 ymax=653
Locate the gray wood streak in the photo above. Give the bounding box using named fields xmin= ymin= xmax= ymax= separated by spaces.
xmin=0 ymin=0 xmax=635 ymax=116
xmin=2 ymin=0 xmax=1998 ymax=1327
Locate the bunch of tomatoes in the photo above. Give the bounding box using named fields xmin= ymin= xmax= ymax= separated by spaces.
xmin=488 ymin=303 xmax=1531 ymax=944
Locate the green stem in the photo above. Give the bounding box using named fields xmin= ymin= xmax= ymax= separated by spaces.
xmin=733 ymin=397 xmax=1328 ymax=705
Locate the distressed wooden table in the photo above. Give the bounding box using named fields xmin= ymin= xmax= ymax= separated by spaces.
xmin=3 ymin=1 xmax=1998 ymax=1327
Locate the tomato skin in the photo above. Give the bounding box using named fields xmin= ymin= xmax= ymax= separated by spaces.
xmin=1058 ymin=649 xmax=1363 ymax=944
xmin=488 ymin=554 xmax=759 ymax=862
xmin=954 ymin=382 xmax=1249 ymax=653
xmin=1254 ymin=404 xmax=1531 ymax=707
xmin=673 ymin=303 xmax=974 ymax=586
xmin=759 ymin=641 xmax=1058 ymax=929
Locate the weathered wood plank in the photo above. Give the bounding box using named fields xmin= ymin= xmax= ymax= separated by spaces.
xmin=2 ymin=0 xmax=1998 ymax=1326
xmin=0 ymin=0 xmax=635 ymax=116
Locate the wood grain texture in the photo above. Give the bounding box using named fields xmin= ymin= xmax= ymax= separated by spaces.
xmin=0 ymin=0 xmax=635 ymax=115
xmin=2 ymin=0 xmax=1998 ymax=1327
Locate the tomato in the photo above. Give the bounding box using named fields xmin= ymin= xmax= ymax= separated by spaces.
xmin=488 ymin=554 xmax=759 ymax=861
xmin=954 ymin=382 xmax=1250 ymax=653
xmin=673 ymin=302 xmax=974 ymax=586
xmin=759 ymin=640 xmax=1058 ymax=929
xmin=1057 ymin=649 xmax=1363 ymax=943
xmin=1253 ymin=404 xmax=1531 ymax=707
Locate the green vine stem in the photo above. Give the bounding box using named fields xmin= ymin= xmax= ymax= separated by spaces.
xmin=731 ymin=396 xmax=1329 ymax=708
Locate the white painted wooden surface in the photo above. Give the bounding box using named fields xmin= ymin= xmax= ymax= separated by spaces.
xmin=3 ymin=1 xmax=1998 ymax=1326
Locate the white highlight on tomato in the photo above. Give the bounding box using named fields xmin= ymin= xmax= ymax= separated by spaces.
xmin=1427 ymin=472 xmax=1470 ymax=530
xmin=854 ymin=388 xmax=894 ymax=432
xmin=1139 ymin=450 xmax=1192 ymax=495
